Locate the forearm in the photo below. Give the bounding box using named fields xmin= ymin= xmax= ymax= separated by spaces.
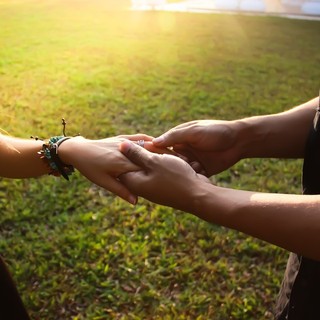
xmin=233 ymin=97 xmax=319 ymax=159
xmin=193 ymin=182 xmax=320 ymax=260
xmin=0 ymin=135 xmax=50 ymax=178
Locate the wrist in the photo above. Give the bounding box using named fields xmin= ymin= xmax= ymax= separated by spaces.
xmin=192 ymin=181 xmax=239 ymax=226
xmin=37 ymin=136 xmax=77 ymax=180
xmin=58 ymin=136 xmax=85 ymax=166
xmin=232 ymin=117 xmax=266 ymax=159
xmin=190 ymin=179 xmax=220 ymax=218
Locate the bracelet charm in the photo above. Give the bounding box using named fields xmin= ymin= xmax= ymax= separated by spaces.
xmin=39 ymin=136 xmax=74 ymax=180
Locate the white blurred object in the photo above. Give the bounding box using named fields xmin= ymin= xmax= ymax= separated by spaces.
xmin=240 ymin=0 xmax=266 ymax=11
xmin=185 ymin=0 xmax=215 ymax=10
xmin=151 ymin=0 xmax=167 ymax=6
xmin=215 ymin=0 xmax=239 ymax=10
xmin=131 ymin=0 xmax=167 ymax=10
xmin=131 ymin=0 xmax=320 ymax=18
xmin=302 ymin=1 xmax=320 ymax=15
xmin=281 ymin=0 xmax=303 ymax=5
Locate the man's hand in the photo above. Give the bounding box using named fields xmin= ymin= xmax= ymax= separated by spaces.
xmin=152 ymin=120 xmax=241 ymax=176
xmin=119 ymin=141 xmax=210 ymax=211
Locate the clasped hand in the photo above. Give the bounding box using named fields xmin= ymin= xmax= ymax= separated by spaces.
xmin=63 ymin=120 xmax=239 ymax=208
xmin=118 ymin=120 xmax=240 ymax=209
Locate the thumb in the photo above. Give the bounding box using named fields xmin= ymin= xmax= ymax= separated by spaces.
xmin=119 ymin=141 xmax=152 ymax=168
xmin=153 ymin=129 xmax=188 ymax=147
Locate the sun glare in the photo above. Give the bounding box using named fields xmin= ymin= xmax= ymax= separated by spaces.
xmin=131 ymin=0 xmax=320 ymax=16
xmin=157 ymin=11 xmax=176 ymax=32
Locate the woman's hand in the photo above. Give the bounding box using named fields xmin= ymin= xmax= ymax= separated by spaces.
xmin=58 ymin=136 xmax=144 ymax=204
xmin=0 ymin=132 xmax=176 ymax=204
xmin=119 ymin=140 xmax=211 ymax=211
xmin=119 ymin=133 xmax=175 ymax=156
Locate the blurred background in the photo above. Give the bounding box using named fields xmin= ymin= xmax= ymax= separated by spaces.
xmin=0 ymin=0 xmax=319 ymax=319
xmin=131 ymin=0 xmax=320 ymax=16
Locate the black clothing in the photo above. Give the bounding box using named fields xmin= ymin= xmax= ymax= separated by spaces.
xmin=0 ymin=256 xmax=30 ymax=319
xmin=275 ymin=107 xmax=320 ymax=319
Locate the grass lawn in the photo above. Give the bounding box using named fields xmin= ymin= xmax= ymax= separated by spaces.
xmin=0 ymin=1 xmax=319 ymax=319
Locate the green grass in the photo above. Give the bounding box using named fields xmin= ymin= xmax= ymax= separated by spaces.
xmin=0 ymin=1 xmax=319 ymax=319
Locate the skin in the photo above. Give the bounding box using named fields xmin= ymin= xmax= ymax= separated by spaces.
xmin=152 ymin=98 xmax=319 ymax=176
xmin=0 ymin=133 xmax=165 ymax=204
xmin=119 ymin=97 xmax=320 ymax=260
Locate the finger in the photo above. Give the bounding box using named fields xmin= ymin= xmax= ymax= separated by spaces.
xmin=118 ymin=171 xmax=139 ymax=188
xmin=152 ymin=127 xmax=193 ymax=147
xmin=119 ymin=141 xmax=153 ymax=168
xmin=118 ymin=134 xmax=154 ymax=141
xmin=117 ymin=156 xmax=141 ymax=173
xmin=144 ymin=141 xmax=176 ymax=155
xmin=189 ymin=162 xmax=207 ymax=176
xmin=119 ymin=170 xmax=151 ymax=198
xmin=94 ymin=174 xmax=138 ymax=205
xmin=190 ymin=161 xmax=203 ymax=173
xmin=172 ymin=145 xmax=198 ymax=163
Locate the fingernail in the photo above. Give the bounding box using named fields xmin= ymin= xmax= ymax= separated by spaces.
xmin=153 ymin=136 xmax=164 ymax=144
xmin=120 ymin=141 xmax=132 ymax=153
xmin=128 ymin=195 xmax=137 ymax=205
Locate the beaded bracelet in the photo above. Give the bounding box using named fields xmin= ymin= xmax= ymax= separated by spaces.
xmin=33 ymin=118 xmax=77 ymax=180
xmin=38 ymin=136 xmax=75 ymax=181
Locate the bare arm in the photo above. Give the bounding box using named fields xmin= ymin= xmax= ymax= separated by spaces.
xmin=0 ymin=135 xmax=48 ymax=178
xmin=0 ymin=133 xmax=170 ymax=203
xmin=235 ymin=97 xmax=319 ymax=159
xmin=0 ymin=134 xmax=151 ymax=203
xmin=152 ymin=97 xmax=319 ymax=176
xmin=120 ymin=141 xmax=320 ymax=261
xmin=195 ymin=183 xmax=320 ymax=260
